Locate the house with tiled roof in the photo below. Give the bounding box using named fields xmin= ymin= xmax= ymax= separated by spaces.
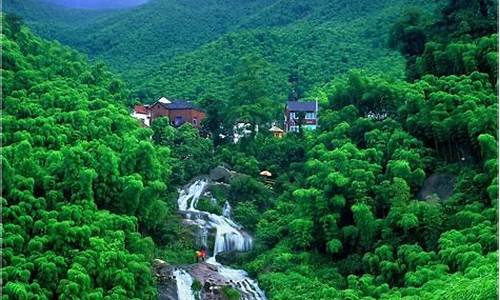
xmin=131 ymin=104 xmax=151 ymax=126
xmin=284 ymin=99 xmax=318 ymax=133
xmin=131 ymin=97 xmax=206 ymax=128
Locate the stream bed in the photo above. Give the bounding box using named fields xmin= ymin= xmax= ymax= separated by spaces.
xmin=165 ymin=178 xmax=267 ymax=300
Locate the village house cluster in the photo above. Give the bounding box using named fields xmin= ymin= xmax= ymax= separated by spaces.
xmin=131 ymin=97 xmax=206 ymax=128
xmin=131 ymin=97 xmax=319 ymax=137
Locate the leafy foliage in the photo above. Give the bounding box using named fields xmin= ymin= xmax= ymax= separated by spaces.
xmin=5 ymin=0 xmax=433 ymax=101
xmin=2 ymin=0 xmax=498 ymax=299
xmin=1 ymin=16 xmax=181 ymax=298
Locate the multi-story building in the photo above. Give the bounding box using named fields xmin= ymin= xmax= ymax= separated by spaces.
xmin=284 ymin=100 xmax=318 ymax=133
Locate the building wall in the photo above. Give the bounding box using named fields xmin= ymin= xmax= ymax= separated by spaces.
xmin=167 ymin=109 xmax=205 ymax=128
xmin=284 ymin=109 xmax=318 ymax=132
xmin=150 ymin=102 xmax=170 ymax=122
xmin=131 ymin=112 xmax=151 ymax=126
xmin=149 ymin=104 xmax=205 ymax=128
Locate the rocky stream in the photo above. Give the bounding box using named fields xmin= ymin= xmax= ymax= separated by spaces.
xmin=156 ymin=168 xmax=267 ymax=300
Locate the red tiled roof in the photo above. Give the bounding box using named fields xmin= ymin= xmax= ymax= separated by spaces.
xmin=134 ymin=105 xmax=148 ymax=114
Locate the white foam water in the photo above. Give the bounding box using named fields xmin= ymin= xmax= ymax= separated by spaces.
xmin=176 ymin=179 xmax=267 ymax=300
xmin=173 ymin=269 xmax=195 ymax=300
xmin=222 ymin=201 xmax=232 ymax=218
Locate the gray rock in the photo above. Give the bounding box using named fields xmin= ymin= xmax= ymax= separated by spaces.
xmin=215 ymin=251 xmax=246 ymax=266
xmin=417 ymin=174 xmax=456 ymax=201
xmin=209 ymin=166 xmax=235 ymax=183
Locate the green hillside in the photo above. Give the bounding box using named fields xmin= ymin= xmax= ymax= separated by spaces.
xmin=133 ymin=2 xmax=413 ymax=102
xmin=4 ymin=0 xmax=433 ymax=101
xmin=3 ymin=0 xmax=276 ymax=73
xmin=2 ymin=1 xmax=498 ymax=299
xmin=2 ymin=14 xmax=162 ymax=298
xmin=1 ymin=13 xmax=215 ymax=298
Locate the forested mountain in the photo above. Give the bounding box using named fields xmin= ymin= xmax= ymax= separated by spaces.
xmin=1 ymin=14 xmax=217 ymax=298
xmin=44 ymin=0 xmax=150 ymax=10
xmin=208 ymin=2 xmax=498 ymax=298
xmin=2 ymin=0 xmax=498 ymax=299
xmin=4 ymin=0 xmax=433 ymax=101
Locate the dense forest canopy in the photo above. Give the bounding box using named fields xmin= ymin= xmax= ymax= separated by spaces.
xmin=4 ymin=0 xmax=434 ymax=101
xmin=2 ymin=0 xmax=499 ymax=299
xmin=1 ymin=14 xmax=217 ymax=298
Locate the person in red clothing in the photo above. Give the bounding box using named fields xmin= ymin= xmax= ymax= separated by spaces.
xmin=200 ymin=247 xmax=207 ymax=262
xmin=196 ymin=246 xmax=207 ymax=263
xmin=195 ymin=250 xmax=202 ymax=263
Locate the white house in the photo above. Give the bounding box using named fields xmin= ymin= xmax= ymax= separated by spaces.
xmin=131 ymin=104 xmax=151 ymax=127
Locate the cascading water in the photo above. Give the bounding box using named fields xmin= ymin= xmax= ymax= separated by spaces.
xmin=177 ymin=180 xmax=207 ymax=211
xmin=222 ymin=201 xmax=232 ymax=218
xmin=176 ymin=179 xmax=267 ymax=300
xmin=173 ymin=269 xmax=195 ymax=300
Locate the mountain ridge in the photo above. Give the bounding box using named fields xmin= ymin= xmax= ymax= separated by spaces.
xmin=5 ymin=0 xmax=433 ymax=101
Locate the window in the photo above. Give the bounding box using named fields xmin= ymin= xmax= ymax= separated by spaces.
xmin=290 ymin=112 xmax=296 ymax=119
xmin=306 ymin=112 xmax=316 ymax=119
xmin=174 ymin=116 xmax=184 ymax=126
xmin=289 ymin=125 xmax=299 ymax=132
xmin=192 ymin=117 xmax=198 ymax=125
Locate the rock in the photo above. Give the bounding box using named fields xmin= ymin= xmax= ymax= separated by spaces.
xmin=215 ymin=251 xmax=247 ymax=266
xmin=155 ymin=263 xmax=178 ymax=300
xmin=185 ymin=262 xmax=227 ymax=286
xmin=157 ymin=279 xmax=178 ymax=300
xmin=417 ymin=174 xmax=456 ymax=201
xmin=209 ymin=166 xmax=235 ymax=183
xmin=153 ymin=259 xmax=169 ymax=269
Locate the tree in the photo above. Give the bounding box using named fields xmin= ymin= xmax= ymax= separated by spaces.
xmin=227 ymin=55 xmax=273 ymax=135
xmin=289 ymin=219 xmax=314 ymax=249
xmin=200 ymin=96 xmax=227 ymax=145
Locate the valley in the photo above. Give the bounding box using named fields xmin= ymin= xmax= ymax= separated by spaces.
xmin=1 ymin=1 xmax=498 ymax=299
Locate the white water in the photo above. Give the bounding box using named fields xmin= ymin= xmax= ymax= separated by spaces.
xmin=178 ymin=179 xmax=253 ymax=256
xmin=222 ymin=201 xmax=232 ymax=218
xmin=177 ymin=180 xmax=207 ymax=211
xmin=173 ymin=269 xmax=195 ymax=300
xmin=176 ymin=179 xmax=267 ymax=300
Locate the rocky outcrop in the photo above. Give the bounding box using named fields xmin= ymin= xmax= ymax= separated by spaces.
xmin=417 ymin=174 xmax=456 ymax=201
xmin=156 ymin=262 xmax=234 ymax=300
xmin=155 ymin=260 xmax=178 ymax=300
xmin=215 ymin=251 xmax=247 ymax=266
xmin=209 ymin=166 xmax=237 ymax=183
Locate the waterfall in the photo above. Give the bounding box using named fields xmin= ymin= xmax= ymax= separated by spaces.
xmin=222 ymin=201 xmax=232 ymax=218
xmin=173 ymin=269 xmax=195 ymax=300
xmin=216 ymin=264 xmax=267 ymax=300
xmin=177 ymin=179 xmax=208 ymax=211
xmin=175 ymin=178 xmax=267 ymax=300
xmin=208 ymin=213 xmax=252 ymax=257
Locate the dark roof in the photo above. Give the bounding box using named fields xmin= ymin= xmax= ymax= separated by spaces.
xmin=159 ymin=100 xmax=203 ymax=111
xmin=286 ymin=100 xmax=317 ymax=111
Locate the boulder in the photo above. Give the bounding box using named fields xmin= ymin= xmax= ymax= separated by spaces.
xmin=155 ymin=263 xmax=178 ymax=300
xmin=215 ymin=251 xmax=248 ymax=266
xmin=417 ymin=174 xmax=456 ymax=201
xmin=209 ymin=166 xmax=235 ymax=183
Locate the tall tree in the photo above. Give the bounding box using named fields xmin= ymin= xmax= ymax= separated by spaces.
xmin=227 ymin=55 xmax=273 ymax=136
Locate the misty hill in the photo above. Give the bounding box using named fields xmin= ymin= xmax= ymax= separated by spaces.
xmin=5 ymin=0 xmax=433 ymax=101
xmin=44 ymin=0 xmax=150 ymax=9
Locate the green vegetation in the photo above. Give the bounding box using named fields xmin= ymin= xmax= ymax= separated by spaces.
xmin=151 ymin=117 xmax=215 ymax=184
xmin=221 ymin=286 xmax=241 ymax=300
xmin=1 ymin=15 xmax=179 ymax=298
xmin=205 ymin=1 xmax=498 ymax=299
xmin=2 ymin=0 xmax=498 ymax=299
xmin=2 ymin=15 xmax=225 ymax=296
xmin=4 ymin=0 xmax=433 ymax=101
xmin=389 ymin=0 xmax=498 ymax=81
